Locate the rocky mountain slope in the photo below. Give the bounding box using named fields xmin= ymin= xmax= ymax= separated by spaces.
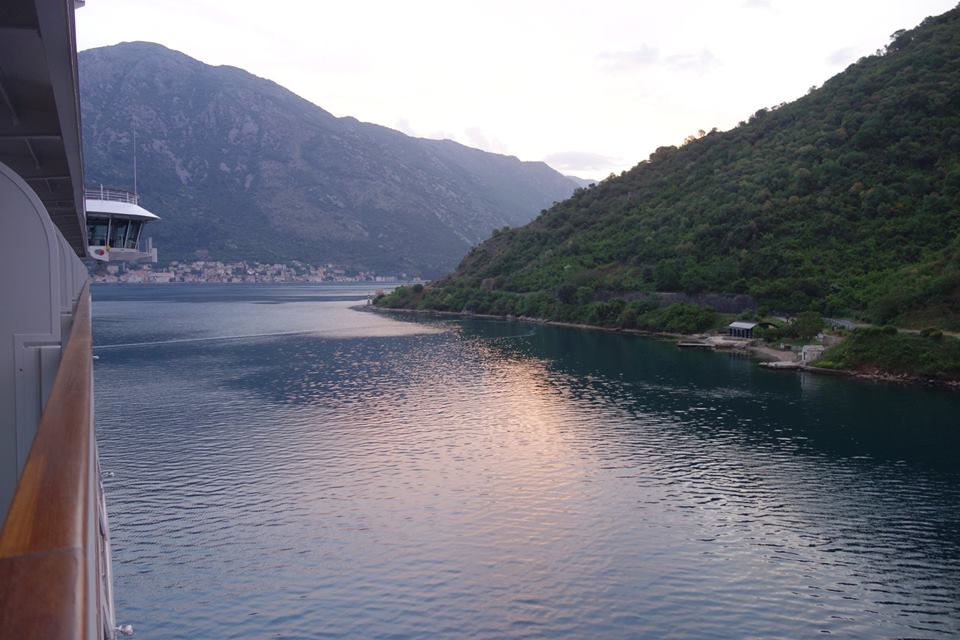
xmin=381 ymin=6 xmax=960 ymax=329
xmin=79 ymin=42 xmax=577 ymax=275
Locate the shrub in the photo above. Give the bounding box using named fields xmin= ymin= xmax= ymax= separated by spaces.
xmin=788 ymin=311 xmax=824 ymax=339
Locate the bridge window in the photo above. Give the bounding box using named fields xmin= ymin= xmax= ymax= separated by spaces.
xmin=108 ymin=219 xmax=129 ymax=248
xmin=87 ymin=220 xmax=109 ymax=246
xmin=124 ymin=221 xmax=142 ymax=249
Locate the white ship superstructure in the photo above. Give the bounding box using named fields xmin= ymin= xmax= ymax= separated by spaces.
xmin=86 ymin=186 xmax=160 ymax=263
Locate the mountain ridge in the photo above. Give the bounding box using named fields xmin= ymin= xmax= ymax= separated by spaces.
xmin=79 ymin=41 xmax=578 ymax=275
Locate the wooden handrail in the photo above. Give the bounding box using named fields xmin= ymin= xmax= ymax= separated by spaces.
xmin=0 ymin=280 xmax=103 ymax=638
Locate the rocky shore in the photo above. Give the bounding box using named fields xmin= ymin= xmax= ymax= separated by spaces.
xmin=365 ymin=305 xmax=960 ymax=392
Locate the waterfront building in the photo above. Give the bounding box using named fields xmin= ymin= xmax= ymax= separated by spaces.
xmin=728 ymin=320 xmax=759 ymax=338
xmin=801 ymin=344 xmax=826 ymax=362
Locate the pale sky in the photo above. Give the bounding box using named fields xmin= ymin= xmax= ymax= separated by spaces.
xmin=76 ymin=0 xmax=956 ymax=180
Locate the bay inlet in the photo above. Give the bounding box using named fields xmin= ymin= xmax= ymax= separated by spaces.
xmin=93 ymin=283 xmax=960 ymax=639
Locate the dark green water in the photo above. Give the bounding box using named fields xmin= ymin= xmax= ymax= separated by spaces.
xmin=93 ymin=284 xmax=960 ymax=639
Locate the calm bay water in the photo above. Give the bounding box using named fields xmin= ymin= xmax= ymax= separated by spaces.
xmin=92 ymin=284 xmax=960 ymax=639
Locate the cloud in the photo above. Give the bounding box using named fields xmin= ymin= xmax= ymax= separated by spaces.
xmin=741 ymin=0 xmax=772 ymax=8
xmin=465 ymin=127 xmax=490 ymax=149
xmin=826 ymin=46 xmax=859 ymax=66
xmin=542 ymin=151 xmax=621 ymax=173
xmin=600 ymin=46 xmax=718 ymax=75
xmin=664 ymin=49 xmax=718 ymax=74
xmin=394 ymin=118 xmax=416 ymax=136
xmin=427 ymin=129 xmax=458 ymax=141
xmin=599 ymin=45 xmax=660 ymax=70
xmin=464 ymin=126 xmax=510 ymax=155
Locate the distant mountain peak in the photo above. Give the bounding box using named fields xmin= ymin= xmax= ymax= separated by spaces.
xmin=79 ymin=42 xmax=576 ymax=275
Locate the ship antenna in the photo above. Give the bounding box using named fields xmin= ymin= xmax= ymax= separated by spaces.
xmin=132 ymin=122 xmax=138 ymax=197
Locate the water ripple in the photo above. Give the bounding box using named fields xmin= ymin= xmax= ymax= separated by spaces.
xmin=94 ymin=285 xmax=960 ymax=639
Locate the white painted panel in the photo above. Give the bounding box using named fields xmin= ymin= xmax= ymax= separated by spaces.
xmin=13 ymin=343 xmax=40 ymax=471
xmin=0 ymin=161 xmax=63 ymax=518
xmin=39 ymin=344 xmax=62 ymax=411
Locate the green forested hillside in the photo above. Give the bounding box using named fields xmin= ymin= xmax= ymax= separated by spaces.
xmin=816 ymin=327 xmax=960 ymax=380
xmin=379 ymin=7 xmax=960 ymax=329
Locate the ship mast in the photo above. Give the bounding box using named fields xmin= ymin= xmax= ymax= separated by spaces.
xmin=132 ymin=122 xmax=138 ymax=196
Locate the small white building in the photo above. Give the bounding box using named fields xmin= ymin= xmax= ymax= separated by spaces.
xmin=728 ymin=321 xmax=758 ymax=338
xmin=801 ymin=345 xmax=826 ymax=362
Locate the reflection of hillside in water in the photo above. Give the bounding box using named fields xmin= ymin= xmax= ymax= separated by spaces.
xmin=462 ymin=319 xmax=960 ymax=583
xmin=465 ymin=319 xmax=960 ymax=469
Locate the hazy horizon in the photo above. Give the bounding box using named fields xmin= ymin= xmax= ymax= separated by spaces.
xmin=77 ymin=0 xmax=957 ymax=179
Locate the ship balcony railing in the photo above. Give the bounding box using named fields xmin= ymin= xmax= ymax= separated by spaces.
xmin=84 ymin=187 xmax=139 ymax=206
xmin=0 ymin=281 xmax=119 ymax=639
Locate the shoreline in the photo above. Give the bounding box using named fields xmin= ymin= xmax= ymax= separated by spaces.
xmin=364 ymin=305 xmax=960 ymax=392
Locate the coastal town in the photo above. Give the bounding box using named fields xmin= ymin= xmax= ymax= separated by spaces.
xmin=91 ymin=259 xmax=412 ymax=284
